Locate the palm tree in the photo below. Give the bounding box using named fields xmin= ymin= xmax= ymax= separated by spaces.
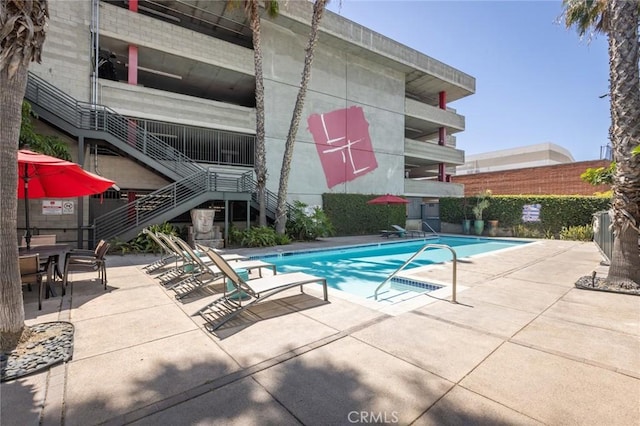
xmin=563 ymin=0 xmax=640 ymax=288
xmin=230 ymin=1 xmax=279 ymax=226
xmin=0 ymin=0 xmax=50 ymax=350
xmin=274 ymin=0 xmax=329 ymax=234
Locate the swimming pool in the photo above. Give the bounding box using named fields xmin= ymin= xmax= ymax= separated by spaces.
xmin=255 ymin=236 xmax=530 ymax=303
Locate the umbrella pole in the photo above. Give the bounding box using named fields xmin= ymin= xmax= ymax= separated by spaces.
xmin=24 ymin=165 xmax=31 ymax=250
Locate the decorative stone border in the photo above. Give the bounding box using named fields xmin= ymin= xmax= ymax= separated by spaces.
xmin=1 ymin=321 xmax=74 ymax=382
xmin=575 ymin=276 xmax=640 ymax=296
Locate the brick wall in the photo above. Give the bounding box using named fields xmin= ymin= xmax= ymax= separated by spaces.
xmin=452 ymin=160 xmax=611 ymax=196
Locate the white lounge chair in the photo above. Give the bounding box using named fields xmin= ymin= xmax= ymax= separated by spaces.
xmin=197 ymin=247 xmax=328 ymax=330
xmin=167 ymin=237 xmax=275 ymax=299
xmin=152 ymin=233 xmax=246 ymax=285
xmin=141 ymin=228 xmax=178 ymax=273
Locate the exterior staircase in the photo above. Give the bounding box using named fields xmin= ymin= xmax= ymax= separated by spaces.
xmin=24 ymin=73 xmax=285 ymax=243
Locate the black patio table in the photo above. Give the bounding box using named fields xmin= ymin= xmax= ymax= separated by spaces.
xmin=19 ymin=243 xmax=71 ymax=298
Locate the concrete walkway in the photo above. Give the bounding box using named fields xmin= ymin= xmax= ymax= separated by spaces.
xmin=2 ymin=236 xmax=639 ymax=425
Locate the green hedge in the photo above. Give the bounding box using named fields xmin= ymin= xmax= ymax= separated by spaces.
xmin=323 ymin=193 xmax=407 ymax=235
xmin=440 ymin=195 xmax=610 ymax=233
xmin=322 ymin=193 xmax=610 ymax=237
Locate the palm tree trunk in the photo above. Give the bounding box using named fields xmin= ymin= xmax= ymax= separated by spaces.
xmin=275 ymin=0 xmax=328 ymax=234
xmin=249 ymin=0 xmax=268 ymax=226
xmin=1 ymin=0 xmax=49 ymax=350
xmin=605 ymin=0 xmax=640 ymax=286
xmin=0 ymin=67 xmax=28 ymax=350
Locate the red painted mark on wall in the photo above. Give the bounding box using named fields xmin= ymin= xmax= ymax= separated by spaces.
xmin=307 ymin=106 xmax=378 ymax=188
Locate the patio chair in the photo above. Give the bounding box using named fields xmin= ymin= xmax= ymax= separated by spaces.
xmin=62 ymin=239 xmax=110 ymax=294
xmin=196 ymin=247 xmax=328 ymax=330
xmin=381 ymin=225 xmax=407 ymax=238
xmin=141 ymin=228 xmax=177 ymax=273
xmin=154 ymin=233 xmax=246 ymax=285
xmin=19 ymin=254 xmax=46 ymax=310
xmin=169 ymin=237 xmax=275 ymax=299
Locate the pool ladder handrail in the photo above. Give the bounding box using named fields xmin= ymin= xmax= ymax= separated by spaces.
xmin=422 ymin=221 xmax=439 ymax=238
xmin=374 ymin=243 xmax=457 ymax=303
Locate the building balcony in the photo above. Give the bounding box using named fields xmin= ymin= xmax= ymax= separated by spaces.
xmin=404 ymin=138 xmax=464 ymax=166
xmin=404 ymin=178 xmax=464 ymax=198
xmin=98 ymin=79 xmax=256 ymax=133
xmin=405 ymin=98 xmax=465 ymax=139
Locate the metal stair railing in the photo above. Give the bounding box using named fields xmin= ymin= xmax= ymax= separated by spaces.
xmin=25 ymin=72 xmax=203 ymax=178
xmin=94 ymin=170 xmax=208 ymax=242
xmin=246 ymin=176 xmax=294 ymax=219
xmin=374 ymin=243 xmax=457 ymax=302
xmin=94 ymin=169 xmax=256 ymax=242
xmin=422 ymin=221 xmax=440 ymax=237
xmin=25 ymin=72 xmax=291 ymax=240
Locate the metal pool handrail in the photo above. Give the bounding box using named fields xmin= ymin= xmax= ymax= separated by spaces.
xmin=422 ymin=221 xmax=440 ymax=237
xmin=374 ymin=243 xmax=458 ymax=303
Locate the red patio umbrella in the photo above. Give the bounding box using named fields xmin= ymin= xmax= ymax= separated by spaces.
xmin=18 ymin=149 xmax=116 ymax=249
xmin=367 ymin=194 xmax=409 ymax=205
xmin=367 ymin=194 xmax=409 ymax=229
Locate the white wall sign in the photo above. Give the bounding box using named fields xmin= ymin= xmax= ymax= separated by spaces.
xmin=522 ymin=204 xmax=542 ymax=222
xmin=42 ymin=200 xmax=63 ymax=215
xmin=62 ymin=201 xmax=75 ymax=214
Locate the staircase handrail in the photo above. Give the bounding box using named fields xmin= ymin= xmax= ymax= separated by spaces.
xmin=94 ymin=169 xmax=256 ymax=241
xmin=245 ymin=175 xmax=294 ymax=217
xmin=26 ymin=72 xmax=293 ymax=241
xmin=25 ymin=72 xmax=203 ymax=178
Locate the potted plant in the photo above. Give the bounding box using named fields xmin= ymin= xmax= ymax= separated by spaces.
xmin=461 ymin=198 xmax=471 ymax=234
xmin=472 ymin=190 xmax=491 ymax=235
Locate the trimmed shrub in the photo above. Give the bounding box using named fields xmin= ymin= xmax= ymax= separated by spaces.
xmin=323 ymin=193 xmax=407 ymax=235
xmin=442 ymin=195 xmax=609 ymax=235
xmin=559 ymin=225 xmax=594 ymax=241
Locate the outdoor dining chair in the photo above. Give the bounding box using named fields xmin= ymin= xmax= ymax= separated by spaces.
xmin=62 ymin=240 xmax=110 ymax=294
xmin=19 ymin=254 xmax=46 ymax=310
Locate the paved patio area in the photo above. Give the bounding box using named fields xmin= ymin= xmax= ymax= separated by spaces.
xmin=2 ymin=236 xmax=639 ymax=425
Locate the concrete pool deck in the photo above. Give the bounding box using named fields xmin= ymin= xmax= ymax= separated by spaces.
xmin=2 ymin=236 xmax=639 ymax=425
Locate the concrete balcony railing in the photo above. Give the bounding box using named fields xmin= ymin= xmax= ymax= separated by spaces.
xmin=404 ymin=178 xmax=464 ymax=198
xmin=99 ymin=80 xmax=256 ymax=133
xmin=100 ymin=2 xmax=254 ymax=75
xmin=405 ymin=98 xmax=465 ymax=131
xmin=404 ymin=138 xmax=465 ymax=166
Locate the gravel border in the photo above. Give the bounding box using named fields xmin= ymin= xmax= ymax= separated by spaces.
xmin=1 ymin=321 xmax=74 ymax=382
xmin=575 ymin=276 xmax=640 ymax=296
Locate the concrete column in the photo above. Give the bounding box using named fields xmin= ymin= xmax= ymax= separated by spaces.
xmin=128 ymin=45 xmax=138 ymax=85
xmin=224 ymin=200 xmax=229 ymax=247
xmin=438 ymin=90 xmax=447 ymax=181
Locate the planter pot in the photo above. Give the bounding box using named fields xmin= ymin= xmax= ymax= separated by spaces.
xmin=474 ymin=220 xmax=485 ymax=236
xmin=488 ymin=220 xmax=499 ymax=237
xmin=462 ymin=219 xmax=471 ymax=235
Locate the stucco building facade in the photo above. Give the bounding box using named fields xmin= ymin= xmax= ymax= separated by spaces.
xmin=22 ymin=0 xmax=475 ymax=244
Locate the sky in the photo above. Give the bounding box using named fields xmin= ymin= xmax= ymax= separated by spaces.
xmin=326 ymin=0 xmax=610 ymax=161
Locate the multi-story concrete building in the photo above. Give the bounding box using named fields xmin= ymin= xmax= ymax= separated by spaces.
xmin=22 ymin=0 xmax=475 ymax=245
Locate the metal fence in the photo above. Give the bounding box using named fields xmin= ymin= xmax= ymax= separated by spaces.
xmin=128 ymin=118 xmax=255 ymax=167
xmin=592 ymin=210 xmax=613 ymax=264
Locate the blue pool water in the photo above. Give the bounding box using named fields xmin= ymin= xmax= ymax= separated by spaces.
xmin=255 ymin=236 xmax=529 ymax=302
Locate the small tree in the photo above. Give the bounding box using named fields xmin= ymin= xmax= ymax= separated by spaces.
xmin=472 ymin=190 xmax=491 ymax=220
